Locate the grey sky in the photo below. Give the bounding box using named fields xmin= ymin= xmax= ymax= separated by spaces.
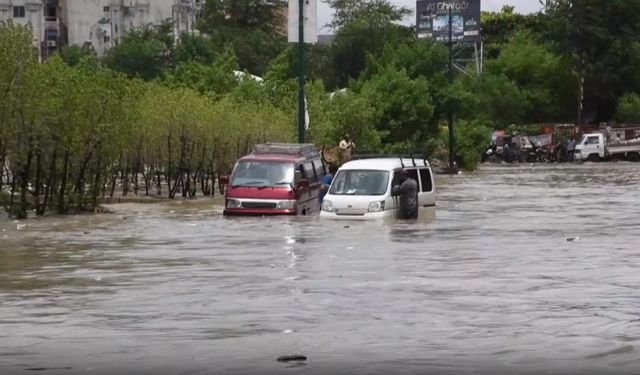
xmin=316 ymin=0 xmax=544 ymax=32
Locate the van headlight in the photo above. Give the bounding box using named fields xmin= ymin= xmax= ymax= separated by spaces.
xmin=226 ymin=199 xmax=241 ymax=208
xmin=277 ymin=200 xmax=296 ymax=209
xmin=322 ymin=200 xmax=334 ymax=212
xmin=368 ymin=201 xmax=385 ymax=212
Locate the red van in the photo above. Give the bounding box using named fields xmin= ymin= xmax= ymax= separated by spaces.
xmin=219 ymin=143 xmax=325 ymax=216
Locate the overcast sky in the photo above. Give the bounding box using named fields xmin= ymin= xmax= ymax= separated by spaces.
xmin=316 ymin=0 xmax=544 ymax=32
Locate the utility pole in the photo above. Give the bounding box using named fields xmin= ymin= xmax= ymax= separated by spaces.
xmin=297 ymin=0 xmax=306 ymax=143
xmin=447 ymin=6 xmax=455 ymax=170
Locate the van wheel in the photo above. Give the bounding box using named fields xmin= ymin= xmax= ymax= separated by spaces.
xmin=587 ymin=154 xmax=600 ymax=162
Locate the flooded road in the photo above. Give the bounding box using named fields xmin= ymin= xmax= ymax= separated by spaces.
xmin=1 ymin=163 xmax=640 ymax=375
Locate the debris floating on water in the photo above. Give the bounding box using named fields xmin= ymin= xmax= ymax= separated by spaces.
xmin=283 ymin=329 xmax=294 ymax=334
xmin=343 ymin=225 xmax=350 ymax=228
xmin=566 ymin=236 xmax=580 ymax=242
xmin=277 ymin=354 xmax=307 ymax=362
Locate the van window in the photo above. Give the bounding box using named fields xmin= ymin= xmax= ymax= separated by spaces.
xmin=586 ymin=136 xmax=600 ymax=145
xmin=232 ymin=161 xmax=294 ymax=187
xmin=419 ymin=168 xmax=433 ymax=192
xmin=313 ymin=161 xmax=325 ymax=180
xmin=303 ymin=162 xmax=317 ymax=182
xmin=330 ymin=170 xmax=389 ymax=196
xmin=406 ymin=169 xmax=419 ymax=184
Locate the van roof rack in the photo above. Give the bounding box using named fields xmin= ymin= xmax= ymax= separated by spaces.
xmin=253 ymin=143 xmax=320 ymax=158
xmin=351 ymin=152 xmax=428 ymax=168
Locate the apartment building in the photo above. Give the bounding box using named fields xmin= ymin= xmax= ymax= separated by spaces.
xmin=0 ymin=0 xmax=202 ymax=59
xmin=60 ymin=0 xmax=202 ymax=56
xmin=0 ymin=0 xmax=46 ymax=58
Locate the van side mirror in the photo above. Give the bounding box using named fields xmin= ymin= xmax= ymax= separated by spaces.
xmin=294 ymin=170 xmax=302 ymax=183
xmin=296 ymin=178 xmax=309 ymax=190
xmin=218 ymin=176 xmax=229 ymax=185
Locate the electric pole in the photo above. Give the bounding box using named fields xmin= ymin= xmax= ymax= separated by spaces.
xmin=297 ymin=0 xmax=306 ymax=143
xmin=448 ymin=6 xmax=455 ymax=170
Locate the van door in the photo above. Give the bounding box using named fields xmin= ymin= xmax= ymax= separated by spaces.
xmin=296 ymin=160 xmax=321 ymax=215
xmin=582 ymin=135 xmax=603 ymax=159
xmin=418 ymin=167 xmax=436 ymax=207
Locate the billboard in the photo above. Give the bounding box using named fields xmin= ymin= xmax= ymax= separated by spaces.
xmin=416 ymin=0 xmax=481 ymax=43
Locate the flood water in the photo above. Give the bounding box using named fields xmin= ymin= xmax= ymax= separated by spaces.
xmin=1 ymin=163 xmax=640 ymax=375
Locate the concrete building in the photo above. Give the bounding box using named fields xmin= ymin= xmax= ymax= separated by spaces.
xmin=0 ymin=0 xmax=203 ymax=58
xmin=0 ymin=0 xmax=46 ymax=58
xmin=59 ymin=0 xmax=202 ymax=56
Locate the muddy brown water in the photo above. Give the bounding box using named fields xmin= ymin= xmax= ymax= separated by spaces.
xmin=1 ymin=163 xmax=639 ymax=375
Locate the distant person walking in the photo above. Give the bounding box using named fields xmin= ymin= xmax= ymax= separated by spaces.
xmin=391 ymin=170 xmax=418 ymax=220
xmin=567 ymin=138 xmax=576 ymax=161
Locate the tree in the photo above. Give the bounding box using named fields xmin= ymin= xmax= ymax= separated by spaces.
xmin=481 ymin=31 xmax=578 ymax=125
xmin=543 ymin=0 xmax=640 ymax=122
xmin=359 ymin=66 xmax=436 ymax=146
xmin=105 ymin=22 xmax=174 ymax=80
xmin=325 ymin=0 xmax=411 ymax=30
xmin=173 ymin=33 xmax=217 ymax=64
xmin=197 ymin=0 xmax=287 ymax=76
xmin=326 ymin=0 xmax=414 ymax=88
xmin=615 ymin=93 xmax=640 ymax=124
xmin=163 ymin=47 xmax=239 ymax=98
xmin=58 ymin=45 xmax=98 ymax=66
xmin=481 ymin=6 xmax=542 ymax=59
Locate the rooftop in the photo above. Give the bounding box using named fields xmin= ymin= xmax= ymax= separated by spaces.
xmin=340 ymin=157 xmax=430 ymax=171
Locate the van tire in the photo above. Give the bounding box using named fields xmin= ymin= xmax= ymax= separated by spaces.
xmin=626 ymin=152 xmax=640 ymax=162
xmin=587 ymin=154 xmax=600 ymax=162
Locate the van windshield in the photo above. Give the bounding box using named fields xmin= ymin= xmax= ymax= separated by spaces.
xmin=231 ymin=161 xmax=294 ymax=187
xmin=329 ymin=170 xmax=389 ymax=196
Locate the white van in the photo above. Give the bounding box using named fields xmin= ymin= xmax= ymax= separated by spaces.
xmin=320 ymin=157 xmax=436 ymax=220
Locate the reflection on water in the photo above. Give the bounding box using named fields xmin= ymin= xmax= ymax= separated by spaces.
xmin=1 ymin=163 xmax=640 ymax=374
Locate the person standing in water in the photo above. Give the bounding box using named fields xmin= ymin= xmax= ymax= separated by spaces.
xmin=391 ymin=170 xmax=418 ymax=220
xmin=320 ymin=163 xmax=338 ymax=203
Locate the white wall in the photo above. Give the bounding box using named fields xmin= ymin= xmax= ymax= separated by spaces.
xmin=0 ymin=0 xmax=45 ymax=52
xmin=59 ymin=0 xmax=200 ymax=56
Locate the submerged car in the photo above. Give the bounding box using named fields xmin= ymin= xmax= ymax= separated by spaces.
xmin=320 ymin=157 xmax=436 ymax=220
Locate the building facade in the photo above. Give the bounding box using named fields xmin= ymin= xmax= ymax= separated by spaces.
xmin=0 ymin=0 xmax=202 ymax=59
xmin=0 ymin=0 xmax=46 ymax=58
xmin=60 ymin=0 xmax=202 ymax=56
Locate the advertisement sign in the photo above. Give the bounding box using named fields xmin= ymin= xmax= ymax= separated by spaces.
xmin=416 ymin=0 xmax=481 ymax=43
xmin=288 ymin=0 xmax=318 ymax=44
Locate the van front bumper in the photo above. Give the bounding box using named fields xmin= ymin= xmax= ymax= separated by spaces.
xmin=319 ymin=210 xmax=394 ymax=220
xmin=224 ymin=208 xmax=296 ymax=216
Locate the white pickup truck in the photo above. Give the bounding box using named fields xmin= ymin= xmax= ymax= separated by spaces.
xmin=574 ymin=130 xmax=640 ymax=162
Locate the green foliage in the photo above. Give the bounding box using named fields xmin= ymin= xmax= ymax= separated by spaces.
xmin=197 ymin=0 xmax=287 ymax=76
xmin=481 ymin=6 xmax=543 ymax=59
xmin=441 ymin=120 xmax=493 ymax=171
xmin=327 ymin=0 xmax=414 ymax=88
xmin=105 ymin=22 xmax=173 ymax=80
xmin=615 ymin=93 xmax=640 ymax=124
xmin=543 ymin=0 xmax=640 ymax=122
xmin=173 ymin=33 xmax=217 ymax=64
xmin=163 ymin=48 xmax=239 ymax=98
xmin=58 ymin=45 xmax=97 ymax=66
xmin=359 ymin=66 xmax=436 ymax=145
xmin=198 ymin=0 xmax=287 ymax=33
xmin=325 ymin=0 xmax=412 ymax=30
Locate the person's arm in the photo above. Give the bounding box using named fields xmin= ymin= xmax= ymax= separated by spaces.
xmin=391 ymin=181 xmax=408 ymax=196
